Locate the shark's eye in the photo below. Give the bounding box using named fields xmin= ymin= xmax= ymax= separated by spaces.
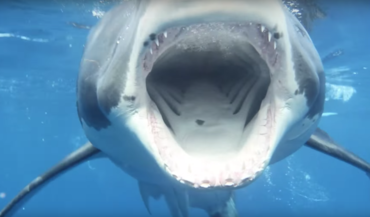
xmin=273 ymin=32 xmax=280 ymax=39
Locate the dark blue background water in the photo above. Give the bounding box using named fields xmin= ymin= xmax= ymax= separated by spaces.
xmin=0 ymin=0 xmax=369 ymax=216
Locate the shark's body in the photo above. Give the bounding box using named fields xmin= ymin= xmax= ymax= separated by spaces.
xmin=78 ymin=1 xmax=326 ymax=215
xmin=79 ymin=0 xmax=324 ymax=187
xmin=1 ymin=1 xmax=369 ymax=217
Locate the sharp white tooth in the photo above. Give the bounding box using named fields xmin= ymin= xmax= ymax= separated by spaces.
xmin=164 ymin=31 xmax=167 ymax=38
xmin=155 ymin=39 xmax=159 ymax=46
xmin=174 ymin=175 xmax=181 ymax=181
xmin=268 ymin=32 xmax=272 ymax=42
xmin=225 ymin=181 xmax=234 ymax=186
xmin=150 ymin=48 xmax=153 ymax=54
xmin=274 ymin=42 xmax=277 ymax=50
xmin=261 ymin=25 xmax=265 ymax=32
xmin=241 ymin=173 xmax=250 ymax=180
xmin=200 ymin=181 xmax=210 ymax=188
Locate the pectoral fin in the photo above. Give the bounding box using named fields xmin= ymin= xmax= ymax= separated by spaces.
xmin=305 ymin=128 xmax=370 ymax=176
xmin=0 ymin=142 xmax=101 ymax=217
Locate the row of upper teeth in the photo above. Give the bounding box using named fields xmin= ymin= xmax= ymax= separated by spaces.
xmin=148 ymin=24 xmax=277 ymax=55
xmin=260 ymin=25 xmax=277 ymax=50
xmin=150 ymin=31 xmax=168 ymax=55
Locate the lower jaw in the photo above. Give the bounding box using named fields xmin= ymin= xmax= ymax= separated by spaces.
xmin=147 ymin=99 xmax=276 ymax=189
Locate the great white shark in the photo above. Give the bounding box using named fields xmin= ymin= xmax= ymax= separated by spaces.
xmin=1 ymin=1 xmax=370 ymax=217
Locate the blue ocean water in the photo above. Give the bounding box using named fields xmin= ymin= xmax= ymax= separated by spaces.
xmin=0 ymin=0 xmax=369 ymax=216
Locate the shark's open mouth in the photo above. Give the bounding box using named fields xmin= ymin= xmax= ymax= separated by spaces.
xmin=140 ymin=22 xmax=282 ymax=189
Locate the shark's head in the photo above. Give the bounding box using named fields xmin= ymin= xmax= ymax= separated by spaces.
xmin=77 ymin=0 xmax=325 ymax=189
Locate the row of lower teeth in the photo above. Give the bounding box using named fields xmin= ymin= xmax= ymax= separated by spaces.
xmin=159 ymin=148 xmax=268 ymax=188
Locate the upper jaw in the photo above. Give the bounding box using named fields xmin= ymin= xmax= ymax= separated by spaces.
xmin=140 ymin=22 xmax=284 ymax=79
xmin=128 ymin=0 xmax=290 ymax=76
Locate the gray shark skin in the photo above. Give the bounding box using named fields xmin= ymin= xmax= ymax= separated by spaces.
xmin=1 ymin=1 xmax=369 ymax=217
